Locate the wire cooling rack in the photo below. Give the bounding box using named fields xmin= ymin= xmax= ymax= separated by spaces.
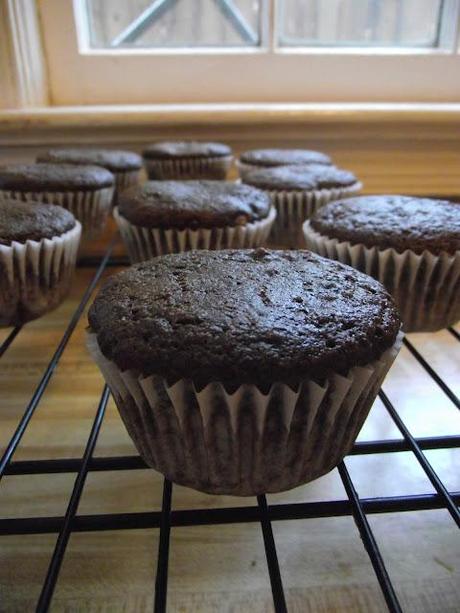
xmin=0 ymin=238 xmax=459 ymax=613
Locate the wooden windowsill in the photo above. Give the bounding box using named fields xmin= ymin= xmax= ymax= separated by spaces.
xmin=1 ymin=102 xmax=460 ymax=138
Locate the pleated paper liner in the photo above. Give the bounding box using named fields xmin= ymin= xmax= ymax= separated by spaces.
xmin=87 ymin=331 xmax=402 ymax=496
xmin=144 ymin=155 xmax=233 ymax=180
xmin=111 ymin=170 xmax=141 ymax=207
xmin=268 ymin=182 xmax=362 ymax=248
xmin=113 ymin=206 xmax=277 ymax=263
xmin=303 ymin=221 xmax=460 ymax=332
xmin=0 ymin=187 xmax=114 ymax=240
xmin=0 ymin=222 xmax=81 ymax=326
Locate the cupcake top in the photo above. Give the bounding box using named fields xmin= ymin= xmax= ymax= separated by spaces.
xmin=0 ymin=163 xmax=114 ymax=192
xmin=0 ymin=198 xmax=76 ymax=246
xmin=118 ymin=180 xmax=272 ymax=229
xmin=240 ymin=148 xmax=331 ymax=167
xmin=242 ymin=164 xmax=358 ymax=191
xmin=143 ymin=141 xmax=232 ymax=159
xmin=37 ymin=148 xmax=142 ymax=172
xmin=88 ymin=249 xmax=400 ymax=390
xmin=310 ymin=195 xmax=460 ymax=255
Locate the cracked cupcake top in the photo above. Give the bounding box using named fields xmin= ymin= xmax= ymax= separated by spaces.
xmin=0 ymin=163 xmax=114 ymax=192
xmin=88 ymin=249 xmax=400 ymax=390
xmin=117 ymin=180 xmax=272 ymax=229
xmin=240 ymin=148 xmax=331 ymax=167
xmin=143 ymin=141 xmax=231 ymax=159
xmin=0 ymin=199 xmax=76 ymax=245
xmin=310 ymin=195 xmax=460 ymax=255
xmin=242 ymin=165 xmax=358 ymax=191
xmin=37 ymin=148 xmax=142 ymax=172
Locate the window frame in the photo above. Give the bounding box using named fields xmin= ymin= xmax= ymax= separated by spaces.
xmin=36 ymin=0 xmax=460 ymax=106
xmin=0 ymin=0 xmax=49 ymax=109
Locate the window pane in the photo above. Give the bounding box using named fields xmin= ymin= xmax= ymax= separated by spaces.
xmin=85 ymin=0 xmax=262 ymax=48
xmin=278 ymin=0 xmax=443 ymax=47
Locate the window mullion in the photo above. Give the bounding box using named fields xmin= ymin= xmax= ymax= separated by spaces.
xmin=438 ymin=0 xmax=460 ymax=52
xmin=268 ymin=0 xmax=277 ymax=52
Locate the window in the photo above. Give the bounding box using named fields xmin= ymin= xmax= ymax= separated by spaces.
xmin=85 ymin=0 xmax=263 ymax=48
xmin=38 ymin=0 xmax=460 ymax=105
xmin=278 ymin=0 xmax=445 ymax=48
xmin=83 ymin=0 xmax=451 ymax=51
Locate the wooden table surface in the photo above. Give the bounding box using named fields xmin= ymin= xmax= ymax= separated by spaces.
xmin=0 ymin=156 xmax=459 ymax=612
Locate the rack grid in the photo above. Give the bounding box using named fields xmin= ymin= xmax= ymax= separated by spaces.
xmin=0 ymin=240 xmax=459 ymax=613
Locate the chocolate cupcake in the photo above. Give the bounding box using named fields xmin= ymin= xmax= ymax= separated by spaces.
xmin=242 ymin=164 xmax=362 ymax=248
xmin=37 ymin=148 xmax=142 ymax=201
xmin=0 ymin=163 xmax=114 ymax=240
xmin=87 ymin=249 xmax=402 ymax=496
xmin=0 ymin=199 xmax=81 ymax=326
xmin=303 ymin=195 xmax=460 ymax=332
xmin=114 ymin=180 xmax=276 ymax=262
xmin=237 ymin=148 xmax=332 ymax=180
xmin=142 ymin=141 xmax=233 ymax=180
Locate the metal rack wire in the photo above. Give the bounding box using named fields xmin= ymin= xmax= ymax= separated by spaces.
xmin=0 ymin=240 xmax=459 ymax=613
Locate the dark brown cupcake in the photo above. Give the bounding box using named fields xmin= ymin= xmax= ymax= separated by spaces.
xmin=243 ymin=165 xmax=357 ymax=192
xmin=114 ymin=181 xmax=275 ymax=261
xmin=238 ymin=148 xmax=332 ymax=179
xmin=87 ymin=248 xmax=401 ymax=495
xmin=0 ymin=198 xmax=76 ymax=245
xmin=142 ymin=141 xmax=233 ymax=180
xmin=37 ymin=148 xmax=142 ymax=200
xmin=242 ymin=164 xmax=362 ymax=248
xmin=304 ymin=195 xmax=460 ymax=332
xmin=0 ymin=199 xmax=81 ymax=326
xmin=0 ymin=163 xmax=115 ymax=239
xmin=0 ymin=163 xmax=113 ymax=191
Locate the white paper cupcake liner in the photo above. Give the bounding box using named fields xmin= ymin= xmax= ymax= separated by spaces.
xmin=267 ymin=182 xmax=362 ymax=248
xmin=87 ymin=331 xmax=402 ymax=495
xmin=0 ymin=222 xmax=81 ymax=327
xmin=303 ymin=222 xmax=460 ymax=332
xmin=0 ymin=187 xmax=114 ymax=240
xmin=113 ymin=206 xmax=277 ymax=263
xmin=111 ymin=170 xmax=140 ymax=208
xmin=144 ymin=155 xmax=233 ymax=180
xmin=113 ymin=169 xmax=140 ymax=192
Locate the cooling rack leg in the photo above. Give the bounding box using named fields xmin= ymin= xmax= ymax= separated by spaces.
xmin=154 ymin=479 xmax=173 ymax=613
xmin=36 ymin=386 xmax=110 ymax=612
xmin=403 ymin=337 xmax=460 ymax=410
xmin=379 ymin=390 xmax=460 ymax=528
xmin=338 ymin=462 xmax=402 ymax=613
xmin=257 ymin=495 xmax=288 ymax=613
xmin=0 ymin=238 xmax=116 ymax=482
xmin=0 ymin=325 xmax=22 ymax=358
